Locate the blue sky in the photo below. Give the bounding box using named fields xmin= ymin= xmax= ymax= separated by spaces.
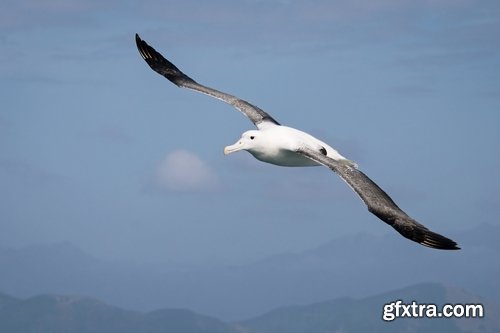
xmin=1 ymin=0 xmax=499 ymax=265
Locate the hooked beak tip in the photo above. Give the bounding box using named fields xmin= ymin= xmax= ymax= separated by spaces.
xmin=224 ymin=142 xmax=242 ymax=155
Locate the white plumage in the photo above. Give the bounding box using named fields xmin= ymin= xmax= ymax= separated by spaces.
xmin=224 ymin=126 xmax=353 ymax=167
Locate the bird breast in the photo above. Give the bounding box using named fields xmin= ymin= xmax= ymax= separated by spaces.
xmin=250 ymin=148 xmax=321 ymax=167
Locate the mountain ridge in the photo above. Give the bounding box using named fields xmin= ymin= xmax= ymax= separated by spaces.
xmin=238 ymin=282 xmax=499 ymax=333
xmin=1 ymin=283 xmax=498 ymax=333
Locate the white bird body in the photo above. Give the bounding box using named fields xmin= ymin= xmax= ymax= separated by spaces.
xmin=224 ymin=125 xmax=351 ymax=167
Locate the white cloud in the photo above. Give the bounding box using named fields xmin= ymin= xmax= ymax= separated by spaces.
xmin=152 ymin=150 xmax=219 ymax=192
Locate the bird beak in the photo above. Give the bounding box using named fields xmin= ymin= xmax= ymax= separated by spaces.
xmin=224 ymin=140 xmax=243 ymax=155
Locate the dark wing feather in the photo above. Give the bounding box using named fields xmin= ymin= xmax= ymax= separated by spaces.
xmin=296 ymin=147 xmax=459 ymax=250
xmin=135 ymin=34 xmax=280 ymax=129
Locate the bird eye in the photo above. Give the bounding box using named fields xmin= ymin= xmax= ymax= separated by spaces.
xmin=250 ymin=136 xmax=255 ymax=140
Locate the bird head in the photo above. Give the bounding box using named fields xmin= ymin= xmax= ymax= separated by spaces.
xmin=224 ymin=130 xmax=259 ymax=155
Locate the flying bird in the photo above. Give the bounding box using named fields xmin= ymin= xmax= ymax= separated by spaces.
xmin=135 ymin=34 xmax=459 ymax=250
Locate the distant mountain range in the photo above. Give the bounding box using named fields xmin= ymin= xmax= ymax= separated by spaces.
xmin=1 ymin=283 xmax=498 ymax=333
xmin=0 ymin=223 xmax=499 ymax=320
xmin=0 ymin=292 xmax=237 ymax=333
xmin=243 ymin=283 xmax=500 ymax=333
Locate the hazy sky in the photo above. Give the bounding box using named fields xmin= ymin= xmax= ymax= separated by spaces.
xmin=1 ymin=0 xmax=499 ymax=265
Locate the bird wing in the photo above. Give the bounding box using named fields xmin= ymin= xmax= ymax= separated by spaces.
xmin=296 ymin=147 xmax=459 ymax=250
xmin=135 ymin=34 xmax=280 ymax=129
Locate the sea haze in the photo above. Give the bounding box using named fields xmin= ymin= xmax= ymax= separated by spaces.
xmin=0 ymin=224 xmax=498 ymax=320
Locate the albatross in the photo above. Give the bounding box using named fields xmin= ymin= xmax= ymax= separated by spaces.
xmin=135 ymin=34 xmax=459 ymax=250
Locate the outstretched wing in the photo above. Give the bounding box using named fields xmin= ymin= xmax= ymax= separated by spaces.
xmin=296 ymin=147 xmax=459 ymax=250
xmin=135 ymin=34 xmax=280 ymax=129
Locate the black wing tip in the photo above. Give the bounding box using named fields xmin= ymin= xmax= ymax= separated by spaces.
xmin=135 ymin=33 xmax=150 ymax=55
xmin=393 ymin=220 xmax=460 ymax=250
xmin=418 ymin=229 xmax=460 ymax=250
xmin=134 ymin=33 xmax=193 ymax=87
xmin=134 ymin=33 xmax=152 ymax=61
xmin=135 ymin=33 xmax=145 ymax=51
xmin=135 ymin=33 xmax=156 ymax=61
